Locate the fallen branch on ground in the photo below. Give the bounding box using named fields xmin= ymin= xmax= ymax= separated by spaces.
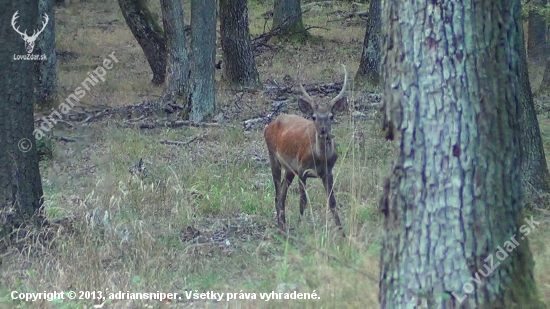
xmin=243 ymin=117 xmax=270 ymax=131
xmin=52 ymin=135 xmax=77 ymax=143
xmin=134 ymin=120 xmax=221 ymax=129
xmin=160 ymin=135 xmax=202 ymax=146
xmin=303 ymin=1 xmax=338 ymax=9
xmin=264 ymin=81 xmax=344 ymax=96
xmin=327 ymin=10 xmax=368 ymax=22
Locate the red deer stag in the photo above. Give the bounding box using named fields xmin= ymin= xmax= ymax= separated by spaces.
xmin=264 ymin=64 xmax=348 ymax=236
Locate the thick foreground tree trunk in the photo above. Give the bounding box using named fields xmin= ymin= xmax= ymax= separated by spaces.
xmin=35 ymin=0 xmax=57 ymax=108
xmin=117 ymin=0 xmax=166 ymax=85
xmin=517 ymin=20 xmax=550 ymax=208
xmin=354 ymin=0 xmax=380 ymax=89
xmin=189 ymin=0 xmax=216 ymax=122
xmin=379 ymin=0 xmax=542 ymax=307
xmin=219 ymin=0 xmax=260 ymax=88
xmin=273 ymin=0 xmax=307 ymax=40
xmin=0 ymin=0 xmax=45 ymax=239
xmin=160 ymin=0 xmax=189 ymax=108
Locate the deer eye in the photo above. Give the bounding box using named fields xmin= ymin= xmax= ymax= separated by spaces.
xmin=311 ymin=116 xmax=317 ymax=121
xmin=330 ymin=115 xmax=334 ymax=120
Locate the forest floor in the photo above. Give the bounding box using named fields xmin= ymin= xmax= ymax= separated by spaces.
xmin=1 ymin=1 xmax=550 ymax=308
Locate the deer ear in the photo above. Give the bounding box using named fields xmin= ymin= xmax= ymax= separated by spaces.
xmin=331 ymin=96 xmax=348 ymax=114
xmin=298 ymin=98 xmax=315 ymax=115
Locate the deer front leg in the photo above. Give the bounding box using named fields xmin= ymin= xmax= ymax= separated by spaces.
xmin=322 ymin=172 xmax=345 ymax=237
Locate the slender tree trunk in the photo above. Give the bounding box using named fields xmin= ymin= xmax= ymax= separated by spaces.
xmin=354 ymin=0 xmax=381 ymax=90
xmin=540 ymin=58 xmax=550 ymax=93
xmin=273 ymin=0 xmax=307 ymax=40
xmin=219 ymin=0 xmax=260 ymax=88
xmin=1 ymin=0 xmax=45 ymax=240
xmin=527 ymin=0 xmax=548 ymax=63
xmin=189 ymin=0 xmax=216 ymax=122
xmin=517 ymin=20 xmax=550 ymax=208
xmin=160 ymin=0 xmax=190 ymax=109
xmin=35 ymin=0 xmax=57 ymax=109
xmin=379 ymin=0 xmax=541 ymax=307
xmin=117 ymin=0 xmax=166 ymax=85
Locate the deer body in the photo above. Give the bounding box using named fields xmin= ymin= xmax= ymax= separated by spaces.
xmin=264 ymin=65 xmax=348 ymax=236
xmin=266 ymin=114 xmax=337 ymax=178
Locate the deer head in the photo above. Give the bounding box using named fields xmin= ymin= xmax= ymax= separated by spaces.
xmin=297 ymin=64 xmax=348 ymax=139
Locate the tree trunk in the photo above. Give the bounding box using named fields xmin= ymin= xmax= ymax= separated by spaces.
xmin=1 ymin=0 xmax=45 ymax=239
xmin=527 ymin=0 xmax=548 ymax=63
xmin=379 ymin=0 xmax=541 ymax=307
xmin=540 ymin=58 xmax=550 ymax=93
xmin=35 ymin=0 xmax=57 ymax=109
xmin=160 ymin=0 xmax=190 ymax=109
xmin=219 ymin=0 xmax=260 ymax=88
xmin=354 ymin=0 xmax=380 ymax=90
xmin=189 ymin=0 xmax=216 ymax=122
xmin=273 ymin=0 xmax=307 ymax=40
xmin=117 ymin=0 xmax=166 ymax=85
xmin=517 ymin=19 xmax=550 ymax=208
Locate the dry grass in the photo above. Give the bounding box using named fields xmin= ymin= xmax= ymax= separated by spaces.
xmin=1 ymin=1 xmax=549 ymax=308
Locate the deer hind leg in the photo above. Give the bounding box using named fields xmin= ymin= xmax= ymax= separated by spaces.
xmin=268 ymin=153 xmax=281 ymax=209
xmin=278 ymin=170 xmax=295 ymax=230
xmin=298 ymin=175 xmax=308 ymax=224
xmin=322 ymin=172 xmax=345 ymax=237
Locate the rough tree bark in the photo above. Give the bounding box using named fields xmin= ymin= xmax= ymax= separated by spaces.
xmin=517 ymin=20 xmax=550 ymax=208
xmin=35 ymin=0 xmax=57 ymax=108
xmin=354 ymin=0 xmax=381 ymax=89
xmin=189 ymin=0 xmax=216 ymax=122
xmin=527 ymin=0 xmax=548 ymax=63
xmin=117 ymin=0 xmax=166 ymax=85
xmin=273 ymin=0 xmax=307 ymax=40
xmin=379 ymin=0 xmax=542 ymax=307
xmin=1 ymin=0 xmax=44 ymax=240
xmin=160 ymin=0 xmax=189 ymax=108
xmin=219 ymin=0 xmax=260 ymax=88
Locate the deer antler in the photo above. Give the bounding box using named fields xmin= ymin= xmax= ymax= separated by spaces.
xmin=299 ymin=84 xmax=314 ymax=103
xmin=330 ymin=64 xmax=348 ymax=104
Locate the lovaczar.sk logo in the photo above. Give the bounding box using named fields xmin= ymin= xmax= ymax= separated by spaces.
xmin=12 ymin=10 xmax=48 ymax=61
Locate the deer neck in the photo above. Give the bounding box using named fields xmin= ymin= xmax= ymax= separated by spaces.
xmin=314 ymin=134 xmax=335 ymax=159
